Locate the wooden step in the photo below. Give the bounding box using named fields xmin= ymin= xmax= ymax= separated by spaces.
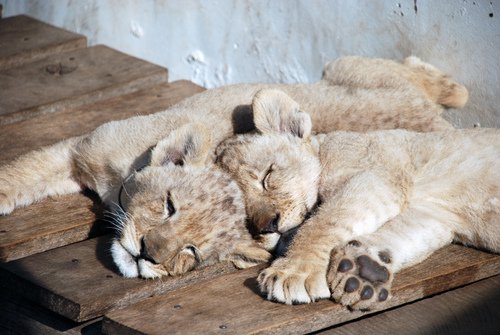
xmin=318 ymin=275 xmax=500 ymax=335
xmin=0 ymin=45 xmax=168 ymax=125
xmin=0 ymin=15 xmax=87 ymax=70
xmin=0 ymin=235 xmax=237 ymax=322
xmin=101 ymin=245 xmax=500 ymax=335
xmin=0 ymin=288 xmax=102 ymax=335
xmin=0 ymin=81 xmax=205 ymax=262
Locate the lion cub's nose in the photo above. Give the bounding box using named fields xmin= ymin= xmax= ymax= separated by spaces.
xmin=140 ymin=237 xmax=159 ymax=264
xmin=259 ymin=212 xmax=281 ymax=234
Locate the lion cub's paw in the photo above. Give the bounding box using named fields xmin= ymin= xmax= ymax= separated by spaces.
xmin=257 ymin=257 xmax=330 ymax=305
xmin=0 ymin=191 xmax=15 ymax=215
xmin=328 ymin=240 xmax=394 ymax=311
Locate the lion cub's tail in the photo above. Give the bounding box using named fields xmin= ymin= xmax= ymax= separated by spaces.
xmin=0 ymin=136 xmax=83 ymax=215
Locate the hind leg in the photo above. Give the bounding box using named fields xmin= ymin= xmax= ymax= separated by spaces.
xmin=322 ymin=56 xmax=468 ymax=108
xmin=403 ymin=56 xmax=468 ymax=108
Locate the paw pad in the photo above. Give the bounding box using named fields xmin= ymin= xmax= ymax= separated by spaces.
xmin=347 ymin=240 xmax=361 ymax=247
xmin=360 ymin=285 xmax=374 ymax=300
xmin=344 ymin=277 xmax=360 ymax=292
xmin=378 ymin=251 xmax=391 ymax=264
xmin=337 ymin=259 xmax=353 ymax=272
xmin=329 ymin=247 xmax=394 ymax=310
xmin=356 ymin=255 xmax=390 ymax=283
xmin=378 ymin=288 xmax=389 ymax=302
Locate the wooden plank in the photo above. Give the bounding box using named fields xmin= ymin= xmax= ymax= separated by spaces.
xmin=318 ymin=275 xmax=500 ymax=335
xmin=102 ymin=245 xmax=500 ymax=335
xmin=0 ymin=80 xmax=204 ymax=165
xmin=0 ymin=81 xmax=205 ymax=262
xmin=0 ymin=45 xmax=168 ymax=125
xmin=0 ymin=15 xmax=87 ymax=71
xmin=0 ymin=235 xmax=237 ymax=322
xmin=0 ymin=288 xmax=102 ymax=335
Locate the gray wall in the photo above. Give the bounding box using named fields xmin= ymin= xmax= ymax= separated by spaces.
xmin=3 ymin=0 xmax=499 ymax=127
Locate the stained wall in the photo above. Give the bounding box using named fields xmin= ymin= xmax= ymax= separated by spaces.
xmin=3 ymin=0 xmax=499 ymax=127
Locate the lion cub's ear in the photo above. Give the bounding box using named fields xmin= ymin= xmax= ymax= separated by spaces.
xmin=150 ymin=123 xmax=212 ymax=167
xmin=252 ymin=89 xmax=312 ymax=139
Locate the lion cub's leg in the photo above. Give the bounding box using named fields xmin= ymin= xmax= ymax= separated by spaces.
xmin=0 ymin=137 xmax=83 ymax=215
xmin=257 ymin=171 xmax=404 ymax=304
xmin=322 ymin=56 xmax=468 ymax=108
xmin=329 ymin=206 xmax=454 ymax=311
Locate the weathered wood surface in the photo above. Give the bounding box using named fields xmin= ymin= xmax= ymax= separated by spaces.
xmin=320 ymin=275 xmax=500 ymax=335
xmin=0 ymin=235 xmax=237 ymax=322
xmin=0 ymin=80 xmax=204 ymax=165
xmin=0 ymin=15 xmax=87 ymax=71
xmin=0 ymin=45 xmax=168 ymax=125
xmin=0 ymin=288 xmax=102 ymax=335
xmin=102 ymin=245 xmax=500 ymax=335
xmin=0 ymin=81 xmax=205 ymax=262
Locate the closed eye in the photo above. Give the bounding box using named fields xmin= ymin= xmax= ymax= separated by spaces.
xmin=165 ymin=191 xmax=176 ymax=217
xmin=262 ymin=164 xmax=274 ymax=191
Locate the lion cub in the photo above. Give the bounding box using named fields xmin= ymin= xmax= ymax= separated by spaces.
xmin=106 ymin=123 xmax=271 ymax=278
xmin=216 ymin=89 xmax=499 ymax=310
xmin=0 ymin=56 xmax=467 ymax=279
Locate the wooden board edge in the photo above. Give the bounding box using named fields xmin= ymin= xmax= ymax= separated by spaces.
xmin=0 ymin=68 xmax=168 ymax=126
xmin=77 ymin=262 xmax=238 ymax=322
xmin=101 ymin=249 xmax=500 ymax=335
xmin=316 ymin=275 xmax=500 ymax=335
xmin=260 ymin=255 xmax=500 ymax=335
xmin=0 ymin=267 xmax=82 ymax=321
xmin=0 ymin=222 xmax=96 ymax=263
xmin=0 ymin=14 xmax=88 ymax=71
xmin=0 ymin=37 xmax=88 ymax=71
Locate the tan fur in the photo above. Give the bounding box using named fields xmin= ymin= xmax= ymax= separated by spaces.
xmin=110 ymin=123 xmax=270 ymax=278
xmin=0 ymin=56 xmax=468 ymax=278
xmin=216 ymin=90 xmax=499 ymax=309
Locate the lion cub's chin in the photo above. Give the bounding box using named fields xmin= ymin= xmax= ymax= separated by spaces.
xmin=110 ymin=240 xmax=139 ymax=278
xmin=257 ymin=233 xmax=281 ymax=252
xmin=110 ymin=239 xmax=167 ymax=279
xmin=111 ymin=239 xmax=199 ymax=279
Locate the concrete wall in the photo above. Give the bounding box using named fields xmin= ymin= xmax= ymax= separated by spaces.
xmin=2 ymin=0 xmax=499 ymax=127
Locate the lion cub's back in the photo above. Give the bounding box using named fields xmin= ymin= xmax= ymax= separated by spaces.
xmin=319 ymin=128 xmax=500 ymax=205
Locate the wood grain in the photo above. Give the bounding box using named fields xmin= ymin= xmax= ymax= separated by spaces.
xmin=0 ymin=235 xmax=238 ymax=322
xmin=318 ymin=275 xmax=500 ymax=335
xmin=0 ymin=81 xmax=205 ymax=262
xmin=102 ymin=245 xmax=500 ymax=335
xmin=0 ymin=80 xmax=204 ymax=165
xmin=0 ymin=45 xmax=168 ymax=125
xmin=0 ymin=15 xmax=87 ymax=70
xmin=0 ymin=288 xmax=102 ymax=335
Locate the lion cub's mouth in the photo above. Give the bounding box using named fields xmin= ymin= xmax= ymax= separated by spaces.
xmin=257 ymin=226 xmax=299 ymax=258
xmin=111 ymin=240 xmax=168 ymax=279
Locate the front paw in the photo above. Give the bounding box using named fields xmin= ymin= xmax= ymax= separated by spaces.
xmin=0 ymin=191 xmax=15 ymax=215
xmin=328 ymin=240 xmax=394 ymax=311
xmin=257 ymin=257 xmax=330 ymax=305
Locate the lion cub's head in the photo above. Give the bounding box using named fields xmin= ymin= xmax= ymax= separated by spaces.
xmin=216 ymin=89 xmax=321 ymax=251
xmin=111 ymin=123 xmax=270 ymax=278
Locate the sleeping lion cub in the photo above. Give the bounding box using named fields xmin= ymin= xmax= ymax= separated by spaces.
xmin=0 ymin=56 xmax=467 ymax=278
xmin=109 ymin=123 xmax=271 ymax=278
xmin=216 ymin=89 xmax=499 ymax=310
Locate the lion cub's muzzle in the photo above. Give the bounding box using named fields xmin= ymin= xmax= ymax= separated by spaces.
xmin=257 ymin=212 xmax=281 ymax=234
xmin=139 ymin=237 xmax=159 ymax=265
